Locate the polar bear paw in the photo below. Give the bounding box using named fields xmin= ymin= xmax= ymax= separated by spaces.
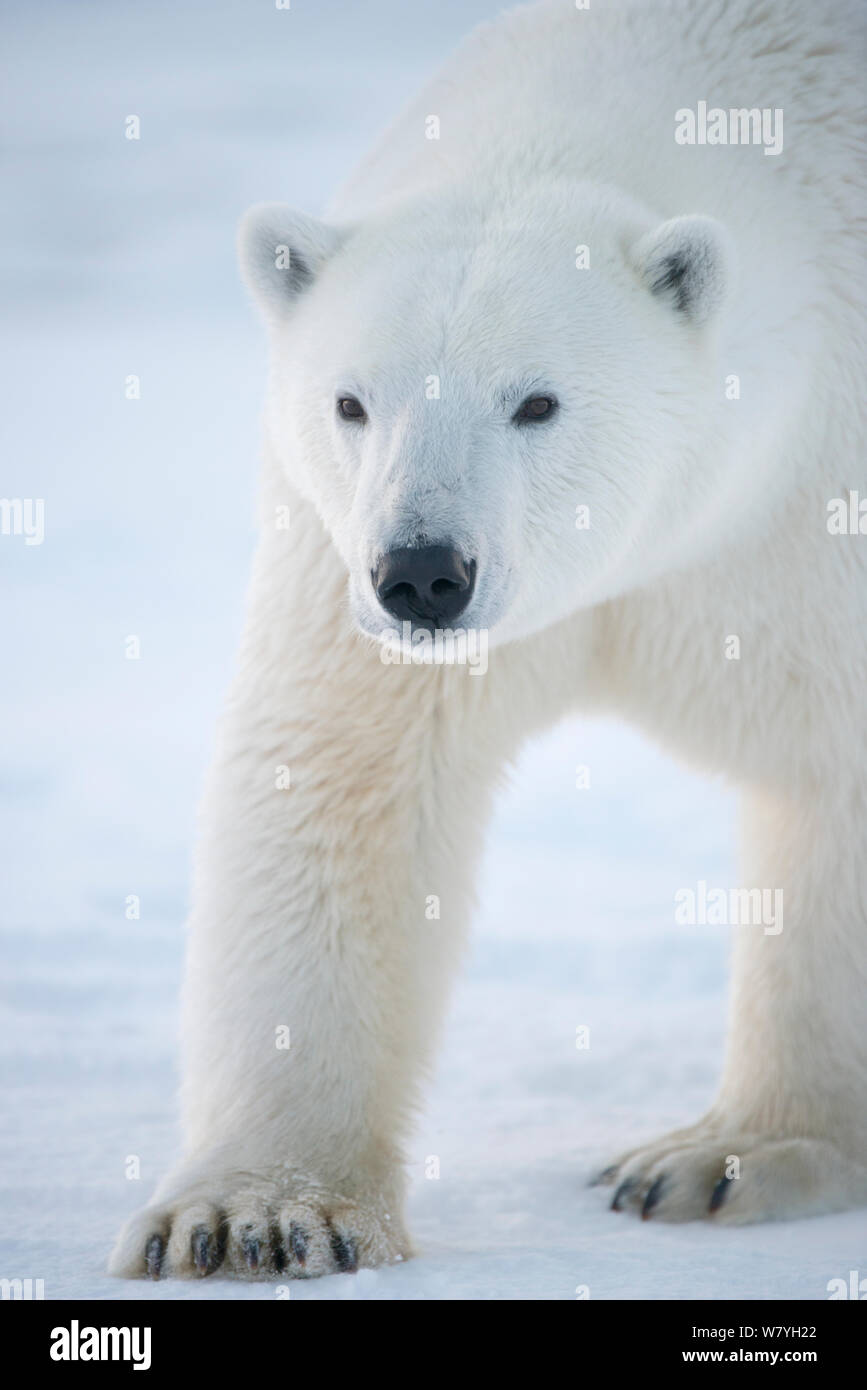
xmin=109 ymin=1171 xmax=410 ymax=1280
xmin=593 ymin=1123 xmax=867 ymax=1224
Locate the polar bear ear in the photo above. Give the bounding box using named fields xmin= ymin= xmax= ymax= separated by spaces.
xmin=239 ymin=203 xmax=347 ymax=319
xmin=632 ymin=215 xmax=731 ymax=328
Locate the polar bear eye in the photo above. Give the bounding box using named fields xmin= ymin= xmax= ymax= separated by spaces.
xmin=337 ymin=395 xmax=367 ymax=422
xmin=513 ymin=394 xmax=558 ymax=423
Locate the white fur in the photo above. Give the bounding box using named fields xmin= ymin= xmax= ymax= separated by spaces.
xmin=110 ymin=0 xmax=867 ymax=1278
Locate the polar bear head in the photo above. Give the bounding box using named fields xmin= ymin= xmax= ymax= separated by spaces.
xmin=240 ymin=183 xmax=733 ymax=647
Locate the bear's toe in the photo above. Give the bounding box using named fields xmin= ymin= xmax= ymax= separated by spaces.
xmin=597 ymin=1128 xmax=867 ymax=1224
xmin=110 ymin=1177 xmax=409 ymax=1280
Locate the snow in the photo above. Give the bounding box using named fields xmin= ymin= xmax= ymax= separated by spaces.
xmin=1 ymin=0 xmax=864 ymax=1301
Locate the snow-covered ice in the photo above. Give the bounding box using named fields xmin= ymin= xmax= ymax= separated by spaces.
xmin=1 ymin=0 xmax=864 ymax=1300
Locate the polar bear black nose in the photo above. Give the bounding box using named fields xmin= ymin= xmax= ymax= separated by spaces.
xmin=373 ymin=545 xmax=476 ymax=626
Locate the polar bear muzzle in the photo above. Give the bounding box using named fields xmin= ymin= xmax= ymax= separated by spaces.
xmin=372 ymin=545 xmax=476 ymax=628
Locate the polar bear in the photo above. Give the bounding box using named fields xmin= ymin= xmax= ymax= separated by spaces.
xmin=110 ymin=0 xmax=867 ymax=1279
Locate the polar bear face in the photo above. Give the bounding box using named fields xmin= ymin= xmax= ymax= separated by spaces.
xmin=241 ymin=184 xmax=732 ymax=647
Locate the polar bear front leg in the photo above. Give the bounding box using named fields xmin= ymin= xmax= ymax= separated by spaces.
xmin=598 ymin=788 xmax=867 ymax=1223
xmin=109 ymin=512 xmax=504 ymax=1279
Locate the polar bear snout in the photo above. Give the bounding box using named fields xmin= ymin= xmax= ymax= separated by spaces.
xmin=372 ymin=545 xmax=476 ymax=628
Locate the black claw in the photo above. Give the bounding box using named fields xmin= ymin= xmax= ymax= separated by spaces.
xmin=145 ymin=1234 xmax=164 ymax=1280
xmin=611 ymin=1178 xmax=637 ymax=1212
xmin=329 ymin=1226 xmax=359 ymax=1273
xmin=270 ymin=1221 xmax=286 ymax=1273
xmin=191 ymin=1227 xmax=211 ymax=1276
xmin=709 ymin=1176 xmax=733 ymax=1213
xmin=241 ymin=1233 xmax=260 ymax=1273
xmin=641 ymin=1176 xmax=666 ymax=1220
xmin=589 ymin=1165 xmax=618 ymax=1188
xmin=287 ymin=1222 xmax=308 ymax=1266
